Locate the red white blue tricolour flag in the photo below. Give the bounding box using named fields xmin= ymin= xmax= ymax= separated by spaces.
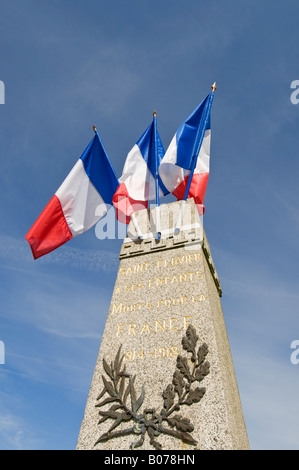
xmin=113 ymin=116 xmax=169 ymax=224
xmin=159 ymin=93 xmax=213 ymax=213
xmin=25 ymin=131 xmax=119 ymax=259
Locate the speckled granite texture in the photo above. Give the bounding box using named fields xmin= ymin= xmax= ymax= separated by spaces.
xmin=76 ymin=199 xmax=249 ymax=450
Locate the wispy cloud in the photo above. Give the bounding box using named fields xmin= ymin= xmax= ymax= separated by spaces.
xmin=0 ymin=233 xmax=118 ymax=272
xmin=235 ymin=350 xmax=299 ymax=450
xmin=0 ymin=400 xmax=44 ymax=450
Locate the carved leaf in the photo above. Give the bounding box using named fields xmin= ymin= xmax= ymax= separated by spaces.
xmin=98 ymin=406 xmax=120 ymax=423
xmin=103 ymin=358 xmax=114 ymax=380
xmin=96 ymin=386 xmax=106 ymax=401
xmin=184 ymin=387 xmax=206 ymax=405
xmin=167 ymin=414 xmax=194 ymax=433
xmin=114 ymin=345 xmax=124 ymax=379
xmin=108 ymin=412 xmax=131 ymax=433
xmin=98 ymin=403 xmax=131 ymax=427
xmin=162 ymin=384 xmax=175 ymax=411
xmin=95 ymin=426 xmax=135 ymax=446
xmin=123 ymin=382 xmax=130 ymax=406
xmin=134 ymin=385 xmax=145 ymax=413
xmin=102 ymin=375 xmax=118 ymax=398
xmin=108 ymin=415 xmax=123 ymax=433
xmin=176 ymin=355 xmax=191 ymax=381
xmin=130 ymin=376 xmax=142 ymax=414
xmin=172 ymin=370 xmax=185 ymax=398
xmin=95 ymin=396 xmax=117 ymax=408
xmin=118 ymin=374 xmax=126 ymax=399
xmin=98 ymin=403 xmax=121 ymax=413
xmin=182 ymin=325 xmax=199 ymax=362
xmin=159 ymin=425 xmax=197 ymax=446
xmin=130 ymin=435 xmax=145 ymax=450
xmin=195 ymin=361 xmax=210 ymax=382
xmin=123 ymin=374 xmax=135 ymax=406
xmin=197 ymin=343 xmax=209 ymax=366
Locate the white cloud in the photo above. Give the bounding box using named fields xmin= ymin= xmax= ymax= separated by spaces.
xmin=0 ymin=400 xmax=43 ymax=450
xmin=235 ymin=351 xmax=299 ymax=450
xmin=0 ymin=233 xmax=118 ymax=272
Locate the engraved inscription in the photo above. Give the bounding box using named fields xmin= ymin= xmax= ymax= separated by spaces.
xmin=123 ymin=346 xmax=179 ymax=362
xmin=115 ymin=271 xmax=204 ymax=294
xmin=111 ymin=294 xmax=206 ymax=315
xmin=118 ymin=253 xmax=202 ymax=277
xmin=116 ymin=316 xmax=192 ymax=337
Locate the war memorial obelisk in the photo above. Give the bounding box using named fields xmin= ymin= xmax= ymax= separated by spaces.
xmin=76 ymin=198 xmax=249 ymax=450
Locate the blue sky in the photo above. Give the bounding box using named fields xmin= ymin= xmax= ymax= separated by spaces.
xmin=0 ymin=0 xmax=298 ymax=450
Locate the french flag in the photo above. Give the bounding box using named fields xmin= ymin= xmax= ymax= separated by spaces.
xmin=25 ymin=130 xmax=119 ymax=259
xmin=112 ymin=113 xmax=168 ymax=224
xmin=159 ymin=91 xmax=214 ymax=214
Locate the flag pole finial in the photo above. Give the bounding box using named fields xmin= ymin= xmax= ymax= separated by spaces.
xmin=153 ymin=109 xmax=157 ymax=117
xmin=93 ymin=125 xmax=97 ymax=133
xmin=211 ymin=82 xmax=217 ymax=92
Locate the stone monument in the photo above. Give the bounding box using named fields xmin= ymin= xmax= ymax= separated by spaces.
xmin=76 ymin=198 xmax=249 ymax=450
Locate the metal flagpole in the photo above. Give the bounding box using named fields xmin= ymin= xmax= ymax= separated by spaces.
xmin=175 ymin=82 xmax=216 ymax=234
xmin=131 ymin=212 xmax=143 ymax=239
xmin=153 ymin=110 xmax=161 ymax=240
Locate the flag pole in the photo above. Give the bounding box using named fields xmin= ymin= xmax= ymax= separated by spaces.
xmin=153 ymin=110 xmax=161 ymax=240
xmin=131 ymin=212 xmax=144 ymax=240
xmin=175 ymin=82 xmax=216 ymax=234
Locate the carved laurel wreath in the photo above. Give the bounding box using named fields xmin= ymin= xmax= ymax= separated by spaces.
xmin=94 ymin=325 xmax=210 ymax=450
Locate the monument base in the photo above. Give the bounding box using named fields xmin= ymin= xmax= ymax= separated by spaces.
xmin=77 ymin=199 xmax=249 ymax=450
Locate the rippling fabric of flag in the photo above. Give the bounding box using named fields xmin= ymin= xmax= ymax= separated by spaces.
xmin=112 ymin=116 xmax=169 ymax=224
xmin=159 ymin=92 xmax=214 ymax=214
xmin=25 ymin=130 xmax=119 ymax=259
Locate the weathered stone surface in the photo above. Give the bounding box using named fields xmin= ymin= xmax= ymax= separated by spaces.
xmin=76 ymin=199 xmax=249 ymax=450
